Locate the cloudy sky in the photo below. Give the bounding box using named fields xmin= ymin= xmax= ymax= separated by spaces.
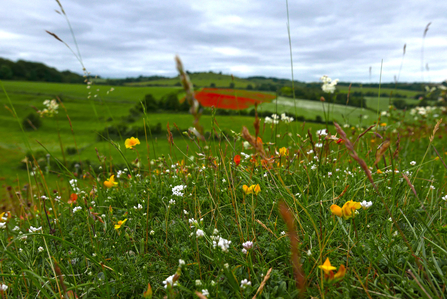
xmin=1 ymin=0 xmax=446 ymax=82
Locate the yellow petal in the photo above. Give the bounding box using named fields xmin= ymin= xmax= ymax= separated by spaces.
xmin=318 ymin=257 xmax=337 ymax=275
xmin=330 ymin=205 xmax=343 ymax=217
xmin=253 ymin=184 xmax=261 ymax=195
xmin=333 ymin=264 xmax=346 ymax=281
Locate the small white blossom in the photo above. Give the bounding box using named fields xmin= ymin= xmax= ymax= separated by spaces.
xmin=0 ymin=222 xmax=6 ymax=229
xmin=169 ymin=199 xmax=176 ymax=205
xmin=73 ymin=206 xmax=82 ymax=213
xmin=202 ymin=289 xmax=209 ymax=296
xmin=29 ymin=226 xmax=42 ymax=233
xmin=179 ymin=259 xmax=185 ymax=267
xmin=280 ymin=231 xmax=286 ymax=236
xmin=410 ymin=161 xmax=416 ymax=166
xmin=360 ymin=201 xmax=373 ymax=209
xmin=195 ymin=280 xmax=202 ymax=286
xmin=430 ymin=185 xmax=435 ymax=190
xmin=183 ymin=210 xmax=189 ymax=215
xmin=163 ymin=274 xmax=178 ymax=289
xmin=38 ymin=246 xmax=44 ymax=252
xmin=196 ymin=229 xmax=205 ymax=238
xmin=134 ymin=204 xmax=143 ymax=210
xmin=150 ymin=230 xmax=155 ymax=235
xmin=242 ymin=241 xmax=253 ymax=250
xmin=240 ymin=279 xmax=251 ymax=289
xmin=0 ymin=283 xmax=8 ymax=291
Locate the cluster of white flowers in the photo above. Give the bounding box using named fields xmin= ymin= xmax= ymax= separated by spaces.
xmin=163 ymin=274 xmax=178 ymax=289
xmin=196 ymin=229 xmax=205 ymax=238
xmin=315 ymin=143 xmax=323 ymax=148
xmin=320 ymin=75 xmax=339 ymax=93
xmin=116 ymin=170 xmax=124 ymax=178
xmin=280 ymin=113 xmax=294 ymax=123
xmin=37 ymin=99 xmax=59 ymax=117
xmin=360 ymin=201 xmax=373 ymax=209
xmin=381 ymin=111 xmax=390 ymax=117
xmin=316 ymin=129 xmax=328 ymax=137
xmin=410 ymin=161 xmax=416 ymax=166
xmin=0 ymin=283 xmax=8 ymax=291
xmin=265 ymin=113 xmax=294 ymax=124
xmin=0 ymin=222 xmax=6 ymax=229
xmin=410 ymin=106 xmax=437 ymax=116
xmin=168 ymin=199 xmax=176 ymax=206
xmin=172 ymin=185 xmax=186 ymax=196
xmin=189 ymin=218 xmax=199 ymax=227
xmin=178 ymin=259 xmax=185 ymax=267
xmin=38 ymin=246 xmax=44 ymax=252
xmin=69 ymin=179 xmax=80 ymax=193
xmin=133 ymin=204 xmax=143 ymax=210
xmin=201 ymin=289 xmax=209 ymax=296
xmin=73 ymin=206 xmax=82 ymax=213
xmin=213 ymin=236 xmax=231 ymax=252
xmin=442 ymin=195 xmax=447 ymax=201
xmin=241 ymin=241 xmax=253 ymax=254
xmin=29 ymin=226 xmax=42 ymax=233
xmin=240 ymin=279 xmax=251 ymax=289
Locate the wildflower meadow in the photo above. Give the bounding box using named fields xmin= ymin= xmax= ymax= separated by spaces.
xmin=1 ymin=2 xmax=447 ymax=299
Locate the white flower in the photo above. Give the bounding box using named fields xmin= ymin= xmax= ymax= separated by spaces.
xmin=243 ymin=141 xmax=250 ymax=149
xmin=328 ymin=172 xmax=332 ymax=177
xmin=38 ymin=246 xmax=44 ymax=252
xmin=169 ymin=199 xmax=176 ymax=205
xmin=179 ymin=259 xmax=185 ymax=267
xmin=320 ymin=75 xmax=338 ymax=93
xmin=429 ymin=185 xmax=435 ymax=190
xmin=202 ymin=289 xmax=209 ymax=296
xmin=316 ymin=129 xmax=328 ymax=137
xmin=410 ymin=161 xmax=416 ymax=166
xmin=189 ymin=218 xmax=198 ymax=227
xmin=29 ymin=226 xmax=42 ymax=233
xmin=0 ymin=222 xmax=6 ymax=229
xmin=213 ymin=237 xmax=231 ymax=252
xmin=150 ymin=230 xmax=155 ymax=235
xmin=195 ymin=280 xmax=202 ymax=286
xmin=242 ymin=241 xmax=253 ymax=250
xmin=196 ymin=229 xmax=205 ymax=238
xmin=183 ymin=210 xmax=189 ymax=215
xmin=311 ymin=165 xmax=317 ymax=170
xmin=315 ymin=143 xmax=323 ymax=148
xmin=307 ymin=150 xmax=314 ymax=155
xmin=307 ymin=250 xmax=312 ymax=256
xmin=73 ymin=206 xmax=82 ymax=213
xmin=163 ymin=274 xmax=178 ymax=289
xmin=393 ymin=231 xmax=398 ymax=237
xmin=264 ymin=117 xmax=272 ymax=124
xmin=134 ymin=204 xmax=143 ymax=210
xmin=242 ymin=248 xmax=248 ymax=254
xmin=13 ymin=226 xmax=20 ymax=231
xmin=360 ymin=201 xmax=373 ymax=209
xmin=213 ymin=228 xmax=219 ymax=235
xmin=0 ymin=283 xmax=8 ymax=291
xmin=172 ymin=185 xmax=186 ymax=196
xmin=441 ymin=195 xmax=447 ymax=201
xmin=240 ymin=279 xmax=251 ymax=289
xmin=280 ymin=231 xmax=286 ymax=236
xmin=211 ymin=280 xmax=216 ymax=286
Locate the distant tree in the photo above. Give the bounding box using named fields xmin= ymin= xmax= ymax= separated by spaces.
xmin=229 ymin=82 xmax=235 ymax=89
xmin=246 ymin=84 xmax=253 ymax=90
xmin=210 ymin=83 xmax=216 ymax=88
xmin=0 ymin=65 xmax=13 ymax=79
xmin=164 ymin=93 xmax=180 ymax=111
xmin=138 ymin=94 xmax=158 ymax=112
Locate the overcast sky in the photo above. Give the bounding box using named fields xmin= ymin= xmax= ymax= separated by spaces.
xmin=1 ymin=0 xmax=446 ymax=82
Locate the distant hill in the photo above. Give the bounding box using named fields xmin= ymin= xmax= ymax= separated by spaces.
xmin=0 ymin=57 xmax=84 ymax=83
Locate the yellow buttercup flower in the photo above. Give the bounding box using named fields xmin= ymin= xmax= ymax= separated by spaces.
xmin=104 ymin=175 xmax=118 ymax=188
xmin=125 ymin=137 xmax=140 ymax=149
xmin=114 ymin=219 xmax=127 ymax=230
xmin=377 ymin=169 xmax=383 ymax=174
xmin=380 ymin=123 xmax=387 ymax=127
xmin=318 ymin=258 xmax=337 ymax=275
xmin=330 ymin=205 xmax=343 ymax=217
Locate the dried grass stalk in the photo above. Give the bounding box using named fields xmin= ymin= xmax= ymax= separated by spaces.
xmin=46 ymin=30 xmax=63 ymax=43
xmin=354 ymin=124 xmax=375 ymax=146
xmin=332 ymin=184 xmax=349 ymax=201
xmin=374 ymin=138 xmax=391 ymax=166
xmin=429 ymin=118 xmax=442 ymax=142
xmin=175 ymin=56 xmax=205 ymax=141
xmin=252 ymin=268 xmax=273 ymax=299
xmin=334 ymin=122 xmax=378 ymax=192
xmin=279 ymin=202 xmax=306 ymax=295
xmin=194 ymin=291 xmax=208 ymax=299
xmin=242 ymin=127 xmax=267 ymax=159
xmin=393 ymin=133 xmax=401 ymax=159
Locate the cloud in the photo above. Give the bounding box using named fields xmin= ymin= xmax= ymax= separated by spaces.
xmin=0 ymin=0 xmax=446 ymax=82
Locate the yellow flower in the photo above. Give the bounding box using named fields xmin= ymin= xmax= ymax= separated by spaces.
xmin=243 ymin=185 xmax=253 ymax=195
xmin=125 ymin=137 xmax=140 ymax=149
xmin=341 ymin=200 xmax=361 ymax=220
xmin=318 ymin=257 xmax=337 ymax=275
xmin=377 ymin=169 xmax=383 ymax=174
xmin=330 ymin=205 xmax=343 ymax=217
xmin=330 ymin=200 xmax=361 ymax=220
xmin=253 ymin=184 xmax=261 ymax=195
xmin=0 ymin=212 xmax=5 ymax=222
xmin=380 ymin=123 xmax=387 ymax=127
xmin=104 ymin=175 xmax=118 ymax=188
xmin=279 ymin=147 xmax=288 ymax=157
xmin=114 ymin=219 xmax=127 ymax=230
xmin=333 ymin=264 xmax=346 ymax=281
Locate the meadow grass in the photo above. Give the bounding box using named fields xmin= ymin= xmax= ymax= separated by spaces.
xmin=1 ymin=72 xmax=446 ymax=298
